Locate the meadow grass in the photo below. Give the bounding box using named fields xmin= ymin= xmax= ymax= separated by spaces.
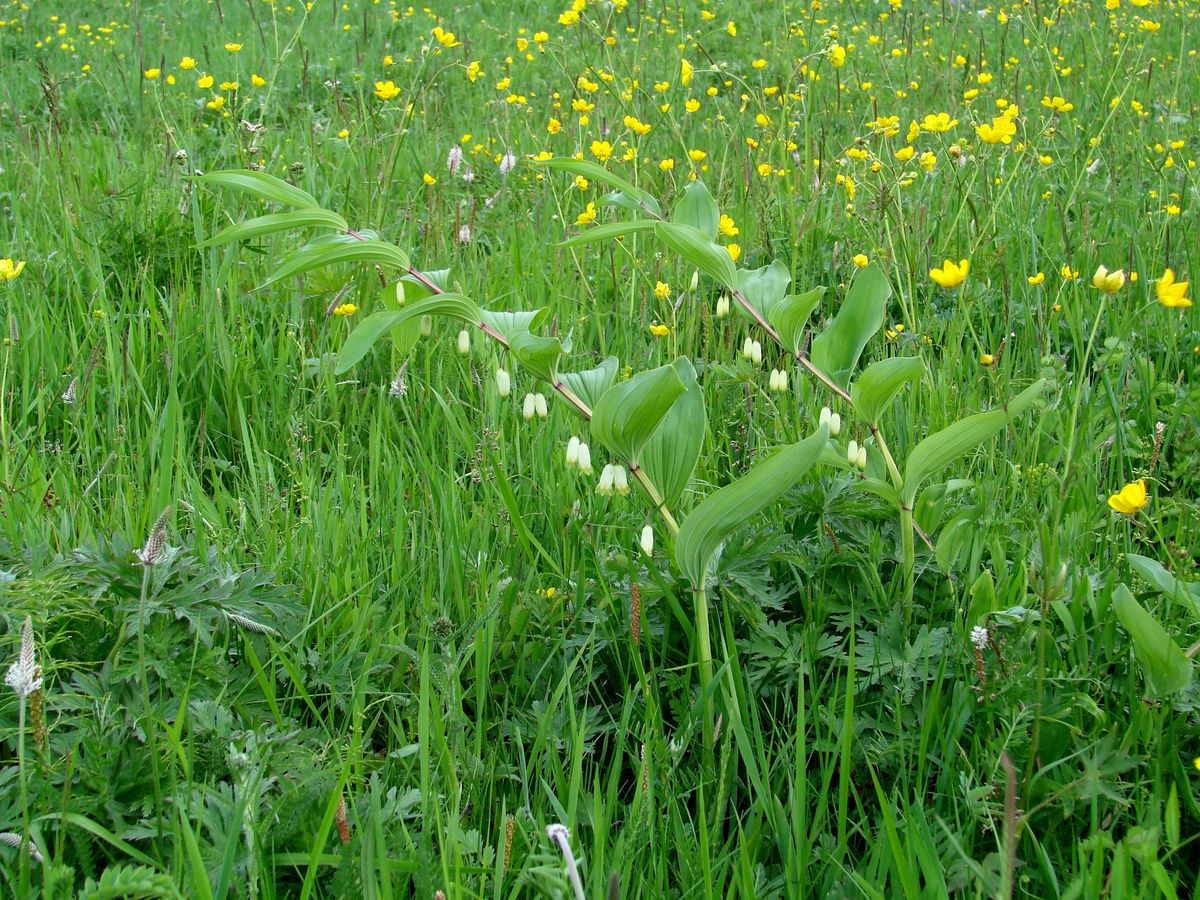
xmin=0 ymin=0 xmax=1199 ymax=896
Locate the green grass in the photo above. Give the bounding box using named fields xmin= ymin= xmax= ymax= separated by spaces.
xmin=1 ymin=0 xmax=1199 ymax=896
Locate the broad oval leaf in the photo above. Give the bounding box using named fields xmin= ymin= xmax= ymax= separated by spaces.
xmin=558 ymin=356 xmax=618 ymax=414
xmin=1127 ymin=554 xmax=1200 ymax=621
xmin=640 ymin=357 xmax=707 ymax=510
xmin=654 ymin=222 xmax=737 ymax=291
xmin=200 ymin=209 xmax=349 ymax=247
xmin=536 ymin=158 xmax=661 ymax=215
xmin=335 ymin=293 xmax=481 ymax=373
xmin=479 ymin=308 xmax=550 ymax=343
xmin=262 ymin=239 xmax=410 ymax=288
xmin=901 ymin=379 xmax=1046 ymax=505
xmin=810 ymin=262 xmax=892 ymax=388
xmin=851 ymin=356 xmax=926 ymax=427
xmin=1112 ymin=584 xmax=1193 ymax=698
xmin=559 ymin=219 xmax=656 ymax=249
xmin=768 ymin=287 xmax=826 ymax=356
xmin=676 ymin=425 xmax=828 ymax=588
xmin=509 ymin=330 xmax=562 ymax=383
xmin=735 ymin=260 xmax=793 ymax=321
xmin=197 ymin=169 xmax=319 ymax=209
xmin=590 ymin=363 xmax=686 ymax=466
xmin=672 ymin=181 xmax=719 ymax=240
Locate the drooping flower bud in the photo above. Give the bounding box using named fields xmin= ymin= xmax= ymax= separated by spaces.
xmin=533 ymin=392 xmax=548 ymax=418
xmin=456 ymin=329 xmax=471 ymax=355
xmin=690 ymin=269 xmax=700 ymax=291
xmin=769 ymin=369 xmax=788 ymax=392
xmin=749 ymin=340 xmax=763 ymax=365
xmin=856 ymin=443 xmax=868 ymax=470
xmin=847 ymin=440 xmax=860 ymax=467
xmin=596 ymin=464 xmax=616 ymax=496
xmin=613 ymin=464 xmax=630 ymax=496
xmin=828 ymin=412 xmax=841 ymax=436
xmin=566 ymin=435 xmax=581 ymax=466
xmin=741 ymin=337 xmax=755 ymax=359
xmin=715 ymin=295 xmax=730 ymax=318
xmin=419 ymin=315 xmax=433 ymax=336
xmin=640 ymin=525 xmax=654 ymax=556
xmin=495 ymin=367 xmax=512 ymax=397
xmin=522 ymin=393 xmax=537 ymax=420
xmin=576 ymin=442 xmax=593 ymax=475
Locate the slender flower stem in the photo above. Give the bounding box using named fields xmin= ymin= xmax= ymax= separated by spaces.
xmin=693 ymin=586 xmax=714 ymax=747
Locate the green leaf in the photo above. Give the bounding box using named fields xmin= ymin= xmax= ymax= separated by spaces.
xmin=335 ymin=293 xmax=480 ymax=373
xmin=851 ymin=356 xmax=925 ymax=427
xmin=196 ymin=169 xmax=319 ymax=209
xmin=768 ymin=287 xmax=826 ymax=356
xmin=676 ymin=425 xmax=828 ymax=588
xmin=654 ymin=221 xmax=737 ymax=291
xmin=536 ymin=158 xmax=661 ymax=215
xmin=509 ymin=330 xmax=562 ymax=383
xmin=901 ymin=379 xmax=1046 ymax=506
xmin=1112 ymin=584 xmax=1193 ymax=698
xmin=672 ymin=180 xmax=719 ymax=240
xmin=558 ymin=356 xmax=618 ymax=413
xmin=809 ymin=262 xmax=892 ymax=388
xmin=1127 ymin=554 xmax=1200 ymax=620
xmin=735 ymin=260 xmax=793 ymax=321
xmin=854 ymin=477 xmax=900 ymax=507
xmin=200 ymin=208 xmax=349 ymax=247
xmin=559 ymin=219 xmax=657 ymax=249
xmin=398 ymin=268 xmax=450 ymax=303
xmin=640 ymin=357 xmax=707 ymax=509
xmin=479 ymin=308 xmax=549 ymax=342
xmin=261 ymin=238 xmax=410 ymax=288
xmin=590 ymin=363 xmax=686 ymax=465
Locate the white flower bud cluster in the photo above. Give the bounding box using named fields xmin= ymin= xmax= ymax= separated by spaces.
xmin=596 ymin=463 xmax=630 ymax=496
xmin=715 ymin=295 xmax=730 ymax=318
xmin=495 ymin=367 xmax=512 ymax=397
xmin=846 ymin=439 xmax=868 ymax=470
xmin=522 ymin=392 xmax=549 ymax=420
xmin=818 ymin=406 xmax=842 ymax=436
xmin=741 ymin=337 xmax=763 ymax=365
xmin=769 ymin=369 xmax=788 ymax=392
xmin=565 ymin=436 xmax=594 ymax=475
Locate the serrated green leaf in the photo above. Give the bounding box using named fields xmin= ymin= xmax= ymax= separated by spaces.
xmin=1127 ymin=554 xmax=1200 ymax=621
xmin=335 ymin=293 xmax=480 ymax=373
xmin=559 ymin=219 xmax=656 ymax=249
xmin=262 ymin=238 xmax=410 ymax=288
xmin=558 ymin=356 xmax=618 ymax=413
xmin=200 ymin=208 xmax=348 ymax=247
xmin=672 ymin=180 xmax=719 ymax=240
xmin=196 ymin=169 xmax=319 ymax=209
xmin=479 ymin=308 xmax=550 ymax=342
xmin=536 ymin=158 xmax=661 ymax=215
xmin=852 ymin=356 xmax=926 ymax=427
xmin=768 ymin=287 xmax=826 ymax=356
xmin=676 ymin=425 xmax=828 ymax=588
xmin=590 ymin=363 xmax=686 ymax=465
xmin=810 ymin=262 xmax=892 ymax=388
xmin=510 ymin=330 xmax=563 ymax=382
xmin=901 ymin=379 xmax=1045 ymax=505
xmin=654 ymin=221 xmax=737 ymax=291
xmin=1112 ymin=584 xmax=1193 ymax=698
xmin=640 ymin=357 xmax=707 ymax=509
xmin=735 ymin=260 xmax=793 ymax=321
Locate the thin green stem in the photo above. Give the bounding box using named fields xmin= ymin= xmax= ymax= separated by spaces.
xmin=693 ymin=585 xmax=714 ymax=748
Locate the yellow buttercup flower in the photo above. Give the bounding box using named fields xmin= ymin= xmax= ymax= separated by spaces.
xmin=718 ymin=214 xmax=739 ymax=237
xmin=0 ymin=259 xmax=26 ymax=280
xmin=654 ymin=281 xmax=670 ymax=300
xmin=374 ymin=80 xmax=401 ymax=100
xmin=852 ymin=254 xmax=869 ymax=268
xmin=1107 ymin=479 xmax=1147 ymax=515
xmin=333 ymin=303 xmax=358 ymax=317
xmin=688 ymin=149 xmax=707 ymax=162
xmin=143 ymin=68 xmax=160 ymax=80
xmin=648 ymin=323 xmax=670 ymax=337
xmin=180 ymin=56 xmax=196 ymax=69
xmin=206 ymin=96 xmax=225 ymax=110
xmin=197 ymin=74 xmax=214 ymax=89
xmin=422 ymin=173 xmax=437 ymax=185
xmin=1156 ymin=268 xmax=1191 ymax=308
xmin=680 ymin=58 xmax=693 ymax=86
xmin=930 ymin=258 xmax=969 ymax=289
xmin=575 ymin=202 xmax=597 ymax=225
xmin=1091 ymin=265 xmax=1125 ymax=294
xmin=224 ymin=42 xmax=242 ymax=52
xmin=1028 ymin=272 xmax=1045 ymax=285
xmin=590 ymin=140 xmax=613 ymax=162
